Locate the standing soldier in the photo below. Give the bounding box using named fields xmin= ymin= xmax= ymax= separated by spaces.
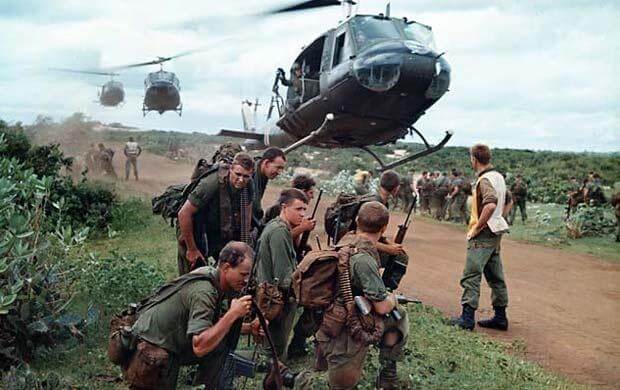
xmin=451 ymin=144 xmax=510 ymax=331
xmin=353 ymin=170 xmax=372 ymax=195
xmin=431 ymin=171 xmax=450 ymax=220
xmin=612 ymin=192 xmax=620 ymax=242
xmin=371 ymin=170 xmax=409 ymax=290
xmin=448 ymin=171 xmax=468 ymax=223
xmin=85 ymin=143 xmax=100 ymax=174
xmin=252 ymin=147 xmax=287 ymax=222
xmin=395 ymin=173 xmax=415 ymax=212
xmin=416 ymin=171 xmax=431 ymax=215
xmin=509 ymin=174 xmax=528 ymax=223
xmin=177 ymin=153 xmax=255 ymax=275
xmin=98 ymin=143 xmax=117 ymax=178
xmin=255 ymin=189 xmax=308 ymax=360
xmin=122 ymin=242 xmax=263 ymax=389
xmin=316 ymin=202 xmax=408 ymax=390
xmin=124 ymin=136 xmax=142 ymax=181
xmin=584 ymin=173 xmax=607 ymax=206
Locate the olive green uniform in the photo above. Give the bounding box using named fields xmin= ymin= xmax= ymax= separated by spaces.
xmin=255 ymin=217 xmax=298 ymax=359
xmin=509 ymin=180 xmax=528 ymax=223
xmin=585 ymin=179 xmax=606 ymax=206
xmin=252 ymin=160 xmax=269 ymax=221
xmin=449 ymin=177 xmax=468 ymax=223
xmin=416 ymin=177 xmax=432 ymax=215
xmin=431 ymin=175 xmax=449 ymax=220
xmin=461 ymin=173 xmax=509 ymax=310
xmin=316 ymin=236 xmax=408 ymax=390
xmin=178 ymin=170 xmax=249 ymax=275
xmin=131 ymin=267 xmax=230 ymax=389
xmin=371 ymin=192 xmax=410 ymax=290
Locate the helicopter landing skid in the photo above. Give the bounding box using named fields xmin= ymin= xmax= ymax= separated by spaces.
xmin=282 ymin=113 xmax=335 ymax=155
xmin=360 ymin=130 xmax=454 ymax=172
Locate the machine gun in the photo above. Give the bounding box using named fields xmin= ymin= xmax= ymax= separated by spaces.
xmin=296 ymin=189 xmax=323 ymax=261
xmin=394 ymin=201 xmax=415 ymax=244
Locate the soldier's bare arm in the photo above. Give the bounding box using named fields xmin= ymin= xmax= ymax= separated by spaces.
xmin=178 ymin=200 xmax=204 ymax=265
xmin=192 ymin=295 xmax=252 ymax=357
xmin=372 ymin=292 xmax=397 ymax=315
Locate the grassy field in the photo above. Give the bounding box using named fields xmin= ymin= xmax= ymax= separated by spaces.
xmin=22 ymin=199 xmax=580 ymax=389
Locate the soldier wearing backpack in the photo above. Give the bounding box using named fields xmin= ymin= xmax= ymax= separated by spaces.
xmin=176 ymin=153 xmax=255 ymax=275
xmin=509 ymin=174 xmax=528 ymax=223
xmin=314 ymin=201 xmax=408 ymax=390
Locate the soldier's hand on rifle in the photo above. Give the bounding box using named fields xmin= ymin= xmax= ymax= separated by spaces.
xmin=229 ymin=295 xmax=253 ymax=320
xmin=186 ymin=247 xmax=205 ymax=268
xmin=299 ymin=217 xmax=316 ymax=233
xmin=384 ymin=243 xmax=405 ymax=256
xmin=249 ymin=317 xmax=267 ymax=343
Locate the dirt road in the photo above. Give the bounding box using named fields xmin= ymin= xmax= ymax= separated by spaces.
xmin=97 ymin=151 xmax=619 ymax=387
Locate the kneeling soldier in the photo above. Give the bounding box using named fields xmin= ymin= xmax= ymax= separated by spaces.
xmin=316 ymin=201 xmax=408 ymax=390
xmin=124 ymin=242 xmax=262 ymax=389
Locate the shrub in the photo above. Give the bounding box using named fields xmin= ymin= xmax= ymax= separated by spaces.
xmin=76 ymin=252 xmax=165 ymax=315
xmin=565 ymin=205 xmax=615 ymax=239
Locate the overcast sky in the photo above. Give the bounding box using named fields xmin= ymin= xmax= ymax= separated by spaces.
xmin=0 ymin=0 xmax=618 ymax=152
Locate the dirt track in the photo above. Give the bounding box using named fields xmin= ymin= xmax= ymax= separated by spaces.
xmin=101 ymin=150 xmax=620 ymax=387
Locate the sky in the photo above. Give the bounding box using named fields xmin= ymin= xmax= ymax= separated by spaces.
xmin=0 ymin=0 xmax=618 ymax=152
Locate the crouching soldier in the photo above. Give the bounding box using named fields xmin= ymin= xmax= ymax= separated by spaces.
xmin=117 ymin=242 xmax=262 ymax=389
xmin=316 ymin=201 xmax=408 ymax=390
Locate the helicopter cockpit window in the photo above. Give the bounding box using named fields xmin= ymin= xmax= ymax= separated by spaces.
xmin=401 ymin=22 xmax=437 ymax=52
xmin=349 ymin=16 xmax=401 ymax=50
xmin=148 ymin=71 xmax=180 ymax=87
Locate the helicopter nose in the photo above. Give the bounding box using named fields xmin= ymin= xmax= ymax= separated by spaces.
xmin=396 ymin=53 xmax=438 ymax=94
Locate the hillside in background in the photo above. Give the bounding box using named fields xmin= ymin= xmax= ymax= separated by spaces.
xmin=20 ymin=113 xmax=620 ymax=204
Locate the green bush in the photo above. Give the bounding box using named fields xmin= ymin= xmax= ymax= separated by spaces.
xmin=565 ymin=205 xmax=615 ymax=239
xmin=76 ymin=252 xmax=165 ymax=315
xmin=109 ymin=198 xmax=150 ymax=233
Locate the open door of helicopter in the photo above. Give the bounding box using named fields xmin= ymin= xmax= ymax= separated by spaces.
xmin=284 ymin=35 xmax=326 ymax=110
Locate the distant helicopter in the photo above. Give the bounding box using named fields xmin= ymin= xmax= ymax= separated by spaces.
xmin=106 ymin=51 xmax=201 ymax=117
xmin=220 ymin=0 xmax=453 ymax=170
xmin=50 ymin=68 xmax=125 ymax=107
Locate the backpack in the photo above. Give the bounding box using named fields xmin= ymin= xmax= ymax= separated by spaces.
xmin=324 ymin=193 xmax=376 ymax=242
xmin=291 ymin=249 xmax=341 ymax=309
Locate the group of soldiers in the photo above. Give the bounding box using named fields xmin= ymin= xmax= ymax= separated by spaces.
xmin=111 ymin=142 xmax=520 ymax=390
xmin=84 ymin=137 xmax=142 ymax=180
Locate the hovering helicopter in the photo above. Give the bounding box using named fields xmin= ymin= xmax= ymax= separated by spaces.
xmin=50 ymin=68 xmax=125 ymax=107
xmin=106 ymin=51 xmax=201 ymax=117
xmin=220 ymin=0 xmax=453 ymax=170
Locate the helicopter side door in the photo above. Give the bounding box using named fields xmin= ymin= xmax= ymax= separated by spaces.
xmin=320 ymin=24 xmax=354 ymax=98
xmin=319 ymin=29 xmax=335 ymax=96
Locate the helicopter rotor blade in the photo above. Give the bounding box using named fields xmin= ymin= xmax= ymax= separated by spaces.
xmin=266 ymin=0 xmax=344 ymax=15
xmin=104 ymin=46 xmax=218 ymax=71
xmin=49 ymin=67 xmax=119 ymax=77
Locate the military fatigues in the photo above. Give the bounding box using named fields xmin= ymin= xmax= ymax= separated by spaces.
xmin=431 ymin=175 xmax=449 ymax=220
xmin=371 ymin=192 xmax=409 ymax=290
xmin=449 ymin=177 xmax=468 ymax=223
xmin=416 ymin=177 xmax=431 ymax=215
xmin=316 ymin=236 xmax=408 ymax=390
xmin=252 ymin=160 xmax=269 ymax=222
xmin=130 ymin=267 xmax=230 ymax=389
xmin=396 ymin=176 xmax=415 ymax=211
xmin=461 ymin=172 xmax=509 ymax=310
xmin=99 ymin=148 xmax=117 ymax=177
xmin=509 ymin=180 xmax=528 ymax=223
xmin=585 ymin=179 xmax=606 ymax=206
xmin=255 ymin=217 xmax=298 ymax=359
xmin=124 ymin=141 xmax=141 ymax=180
xmin=178 ymin=169 xmax=251 ymax=275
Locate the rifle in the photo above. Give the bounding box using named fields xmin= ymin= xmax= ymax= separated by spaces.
xmin=296 ymin=190 xmax=323 ymax=261
xmin=390 ymin=294 xmax=422 ymax=321
xmin=218 ymin=250 xmax=283 ymax=390
xmin=394 ymin=201 xmax=415 ymax=244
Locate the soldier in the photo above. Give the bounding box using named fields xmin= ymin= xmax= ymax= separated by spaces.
xmin=451 ymin=144 xmax=510 ymax=331
xmin=612 ymin=192 xmax=620 ymax=242
xmin=177 ymin=152 xmax=255 ymax=275
xmin=395 ymin=173 xmax=415 ymax=212
xmin=124 ymin=136 xmax=142 ymax=181
xmin=255 ymin=189 xmax=309 ymax=360
xmin=431 ymin=171 xmax=450 ymax=220
xmin=85 ymin=143 xmax=100 ymax=174
xmin=124 ymin=242 xmax=263 ymax=390
xmin=98 ymin=143 xmax=117 ymax=178
xmin=316 ymin=202 xmax=408 ymax=390
xmin=447 ymin=171 xmax=468 ymax=223
xmin=371 ymin=170 xmax=410 ymax=291
xmin=509 ymin=174 xmax=528 ymax=223
xmin=416 ymin=171 xmax=432 ymax=215
xmin=252 ymin=147 xmax=287 ymax=222
xmin=353 ymin=170 xmax=372 ymax=195
xmin=584 ymin=173 xmax=606 ymax=206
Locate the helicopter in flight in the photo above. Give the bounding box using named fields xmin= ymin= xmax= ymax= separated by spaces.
xmin=50 ymin=68 xmax=125 ymax=107
xmin=220 ymin=0 xmax=453 ymax=170
xmin=106 ymin=50 xmax=202 ymax=117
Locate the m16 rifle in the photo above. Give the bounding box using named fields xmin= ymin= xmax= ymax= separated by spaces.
xmin=394 ymin=201 xmax=415 ymax=245
xmin=296 ymin=189 xmax=323 ymax=261
xmin=382 ymin=201 xmax=415 ymax=290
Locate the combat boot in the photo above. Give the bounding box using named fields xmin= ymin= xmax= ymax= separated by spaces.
xmin=449 ymin=304 xmax=475 ymax=331
xmin=376 ymin=360 xmax=399 ymax=390
xmin=477 ymin=306 xmax=508 ymax=331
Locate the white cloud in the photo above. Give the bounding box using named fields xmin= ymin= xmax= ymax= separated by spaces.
xmin=0 ymin=0 xmax=618 ymax=151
